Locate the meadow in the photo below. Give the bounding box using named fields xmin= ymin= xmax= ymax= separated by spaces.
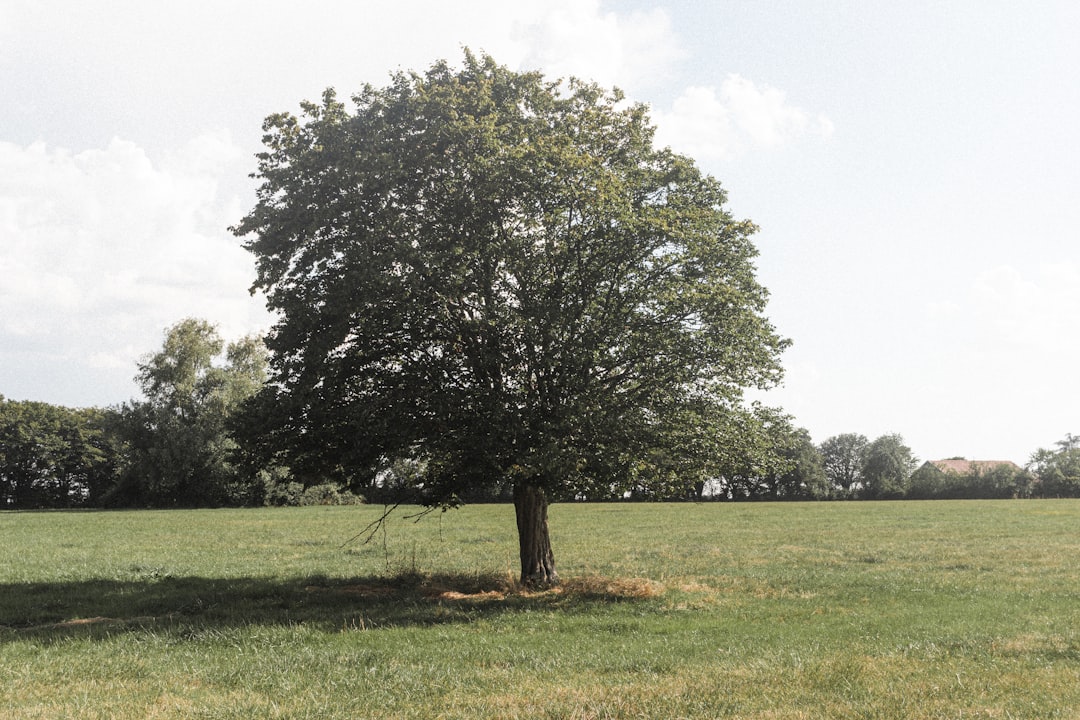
xmin=2 ymin=500 xmax=1079 ymax=718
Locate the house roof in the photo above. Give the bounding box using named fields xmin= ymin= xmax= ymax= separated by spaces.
xmin=929 ymin=459 xmax=1021 ymax=474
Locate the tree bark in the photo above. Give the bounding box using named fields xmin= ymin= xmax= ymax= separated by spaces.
xmin=513 ymin=482 xmax=559 ymax=587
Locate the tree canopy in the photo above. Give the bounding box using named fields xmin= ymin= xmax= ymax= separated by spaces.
xmin=819 ymin=433 xmax=868 ymax=498
xmin=1028 ymin=434 xmax=1080 ymax=498
xmin=860 ymin=433 xmax=917 ymax=499
xmin=0 ymin=396 xmax=113 ymax=508
xmin=233 ymin=52 xmax=789 ymax=584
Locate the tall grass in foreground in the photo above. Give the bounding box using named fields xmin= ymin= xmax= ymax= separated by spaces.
xmin=2 ymin=501 xmax=1079 ymax=718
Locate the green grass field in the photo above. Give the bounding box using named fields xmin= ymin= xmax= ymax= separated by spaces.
xmin=2 ymin=501 xmax=1079 ymax=718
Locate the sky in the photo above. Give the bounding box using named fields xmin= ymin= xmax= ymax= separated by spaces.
xmin=2 ymin=0 xmax=1079 ymax=465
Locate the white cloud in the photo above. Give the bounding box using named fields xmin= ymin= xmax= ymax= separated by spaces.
xmin=0 ymin=135 xmax=267 ymax=404
xmin=513 ymin=0 xmax=682 ymax=90
xmin=652 ymin=86 xmax=738 ymax=161
xmin=652 ymin=74 xmax=834 ymax=162
xmin=722 ymin=74 xmax=834 ymax=147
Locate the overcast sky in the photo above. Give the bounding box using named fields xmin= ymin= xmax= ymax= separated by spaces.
xmin=3 ymin=1 xmax=1078 ymax=464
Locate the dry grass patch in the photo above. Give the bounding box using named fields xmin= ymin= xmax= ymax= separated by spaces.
xmin=18 ymin=614 xmax=174 ymax=634
xmin=558 ymin=575 xmax=665 ymax=600
xmin=430 ymin=588 xmax=507 ymax=602
xmin=993 ymin=632 xmax=1078 ymax=658
xmin=668 ymin=574 xmax=811 ymax=606
xmin=303 ymin=572 xmax=666 ymax=606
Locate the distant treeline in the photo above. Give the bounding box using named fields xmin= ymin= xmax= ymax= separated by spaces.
xmin=3 ymin=319 xmax=1078 ymax=510
xmin=0 ymin=319 xmax=362 ymax=510
xmin=3 ymin=391 xmax=1075 ymax=509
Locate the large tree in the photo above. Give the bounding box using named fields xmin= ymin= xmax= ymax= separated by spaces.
xmin=233 ymin=53 xmax=788 ymax=585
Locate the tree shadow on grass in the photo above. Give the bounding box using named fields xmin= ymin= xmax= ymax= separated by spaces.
xmin=0 ymin=572 xmax=665 ymax=643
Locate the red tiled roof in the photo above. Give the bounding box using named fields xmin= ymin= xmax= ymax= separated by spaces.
xmin=930 ymin=459 xmax=1020 ymax=474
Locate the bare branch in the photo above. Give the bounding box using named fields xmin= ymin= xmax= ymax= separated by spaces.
xmin=340 ymin=502 xmax=401 ymax=548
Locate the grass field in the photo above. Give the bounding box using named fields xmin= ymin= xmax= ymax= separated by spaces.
xmin=2 ymin=501 xmax=1079 ymax=718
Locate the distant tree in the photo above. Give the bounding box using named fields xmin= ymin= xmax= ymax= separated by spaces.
xmin=909 ymin=459 xmax=1032 ymax=500
xmin=232 ymin=52 xmax=788 ymax=585
xmin=907 ymin=462 xmax=948 ymax=500
xmin=1029 ymin=436 xmax=1080 ymax=498
xmin=968 ymin=462 xmax=1031 ymax=499
xmin=819 ymin=433 xmax=868 ymax=498
xmin=860 ymin=433 xmax=917 ymax=499
xmin=767 ymin=427 xmax=829 ymax=499
xmin=707 ymin=412 xmax=826 ymax=501
xmin=1057 ymin=433 xmax=1080 ymax=453
xmin=110 ymin=318 xmax=269 ymax=507
xmin=703 ymin=406 xmax=790 ymax=500
xmin=0 ymin=397 xmax=114 ymax=508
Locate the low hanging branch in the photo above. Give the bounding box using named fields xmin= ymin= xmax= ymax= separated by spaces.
xmin=339 ymin=502 xmax=401 ymax=548
xmin=339 ymin=503 xmax=443 ymax=549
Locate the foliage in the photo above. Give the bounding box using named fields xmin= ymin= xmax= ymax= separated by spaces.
xmin=819 ymin=432 xmax=868 ymax=497
xmin=860 ymin=433 xmax=917 ymax=499
xmin=766 ymin=425 xmax=829 ymax=499
xmin=261 ymin=478 xmax=306 ymax=506
xmin=232 ymin=52 xmax=788 ymax=580
xmin=816 ymin=432 xmax=918 ymax=500
xmin=907 ymin=462 xmax=947 ymax=499
xmin=3 ymin=502 xmax=1080 ymax=718
xmin=108 ymin=318 xmax=269 ymax=507
xmin=908 ymin=459 xmax=1032 ymax=500
xmin=1029 ymin=433 xmax=1080 ymax=497
xmin=0 ymin=396 xmax=116 ymax=508
xmin=706 ymin=410 xmax=825 ymax=500
xmin=296 ymin=483 xmax=365 ymax=506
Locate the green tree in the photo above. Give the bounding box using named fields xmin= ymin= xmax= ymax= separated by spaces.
xmin=233 ymin=52 xmax=788 ymax=585
xmin=819 ymin=433 xmax=868 ymax=498
xmin=907 ymin=462 xmax=948 ymax=499
xmin=909 ymin=460 xmax=1030 ymax=500
xmin=765 ymin=426 xmax=828 ymax=500
xmin=112 ymin=318 xmax=269 ymax=507
xmin=0 ymin=397 xmax=114 ymax=508
xmin=860 ymin=433 xmax=917 ymax=499
xmin=708 ymin=410 xmax=821 ymax=501
xmin=968 ymin=462 xmax=1031 ymax=499
xmin=1029 ymin=435 xmax=1080 ymax=498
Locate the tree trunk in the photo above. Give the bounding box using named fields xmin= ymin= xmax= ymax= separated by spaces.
xmin=513 ymin=482 xmax=559 ymax=587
